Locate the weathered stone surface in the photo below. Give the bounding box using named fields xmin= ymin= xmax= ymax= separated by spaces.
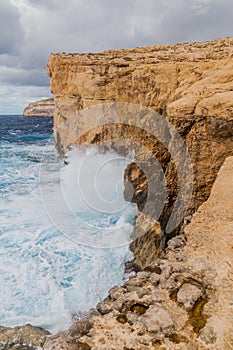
xmin=177 ymin=283 xmax=203 ymax=311
xmin=167 ymin=235 xmax=186 ymax=252
xmin=23 ymin=98 xmax=55 ymax=117
xmin=0 ymin=324 xmax=49 ymax=350
xmin=47 ymin=38 xmax=233 ymax=267
xmin=184 ymin=156 xmax=233 ymax=349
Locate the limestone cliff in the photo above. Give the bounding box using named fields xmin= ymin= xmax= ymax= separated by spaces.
xmin=1 ymin=38 xmax=232 ymax=350
xmin=47 ymin=38 xmax=233 ymax=266
xmin=23 ymin=98 xmax=55 ymax=117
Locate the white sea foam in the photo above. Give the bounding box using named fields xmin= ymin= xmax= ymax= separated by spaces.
xmin=0 ymin=142 xmax=137 ymax=332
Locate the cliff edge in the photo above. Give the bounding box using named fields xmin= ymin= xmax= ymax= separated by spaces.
xmin=47 ymin=38 xmax=233 ymax=266
xmin=23 ymin=98 xmax=55 ymax=117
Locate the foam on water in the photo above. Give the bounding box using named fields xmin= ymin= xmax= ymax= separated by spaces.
xmin=0 ymin=120 xmax=137 ymax=333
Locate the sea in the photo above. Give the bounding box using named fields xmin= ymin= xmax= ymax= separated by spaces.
xmin=0 ymin=115 xmax=137 ymax=333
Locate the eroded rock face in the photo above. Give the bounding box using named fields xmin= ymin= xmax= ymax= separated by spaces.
xmin=0 ymin=324 xmax=49 ymax=350
xmin=43 ymin=156 xmax=233 ymax=350
xmin=47 ymin=38 xmax=233 ymax=267
xmin=43 ymin=261 xmax=208 ymax=350
xmin=23 ymin=98 xmax=55 ymax=117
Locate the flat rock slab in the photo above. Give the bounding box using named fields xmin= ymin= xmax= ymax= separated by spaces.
xmin=185 ymin=156 xmax=233 ymax=349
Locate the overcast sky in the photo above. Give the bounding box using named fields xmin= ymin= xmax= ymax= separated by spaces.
xmin=0 ymin=0 xmax=232 ymax=114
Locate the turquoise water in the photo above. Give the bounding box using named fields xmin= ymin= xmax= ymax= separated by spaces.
xmin=0 ymin=115 xmax=136 ymax=332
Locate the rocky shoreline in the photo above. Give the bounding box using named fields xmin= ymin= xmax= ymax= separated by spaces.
xmin=1 ymin=38 xmax=233 ymax=349
xmin=1 ymin=156 xmax=233 ymax=349
xmin=0 ymin=324 xmax=49 ymax=350
xmin=42 ymin=158 xmax=233 ymax=349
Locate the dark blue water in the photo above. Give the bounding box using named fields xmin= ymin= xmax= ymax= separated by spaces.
xmin=0 ymin=115 xmax=53 ymax=144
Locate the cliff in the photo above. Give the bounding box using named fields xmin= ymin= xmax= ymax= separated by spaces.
xmin=1 ymin=38 xmax=232 ymax=350
xmin=47 ymin=38 xmax=233 ymax=266
xmin=23 ymin=98 xmax=55 ymax=117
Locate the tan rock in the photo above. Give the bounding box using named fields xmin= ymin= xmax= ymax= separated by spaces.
xmin=177 ymin=283 xmax=203 ymax=311
xmin=184 ymin=156 xmax=233 ymax=349
xmin=0 ymin=324 xmax=49 ymax=349
xmin=44 ymin=39 xmax=233 ymax=348
xmin=195 ymin=91 xmax=233 ymax=118
xmin=47 ymin=39 xmax=233 ymax=269
xmin=47 ymin=38 xmax=233 ymax=122
xmin=141 ymin=304 xmax=175 ymax=334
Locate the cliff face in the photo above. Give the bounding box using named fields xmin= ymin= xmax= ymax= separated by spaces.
xmin=23 ymin=98 xmax=55 ymax=117
xmin=47 ymin=38 xmax=233 ymax=267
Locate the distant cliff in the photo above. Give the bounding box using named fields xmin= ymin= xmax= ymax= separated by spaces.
xmin=23 ymin=98 xmax=55 ymax=117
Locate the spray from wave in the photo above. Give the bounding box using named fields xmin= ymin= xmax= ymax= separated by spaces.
xmin=50 ymin=146 xmax=137 ymax=247
xmin=0 ymin=140 xmax=137 ymax=332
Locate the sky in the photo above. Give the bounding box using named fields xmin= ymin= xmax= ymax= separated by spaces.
xmin=0 ymin=0 xmax=232 ymax=114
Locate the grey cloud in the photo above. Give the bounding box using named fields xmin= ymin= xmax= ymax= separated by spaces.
xmin=0 ymin=54 xmax=18 ymax=67
xmin=0 ymin=0 xmax=24 ymax=54
xmin=18 ymin=0 xmax=137 ymax=70
xmin=0 ymin=66 xmax=50 ymax=86
xmin=151 ymin=0 xmax=233 ymax=44
xmin=26 ymin=0 xmax=65 ymax=10
xmin=16 ymin=0 xmax=172 ymax=72
xmin=21 ymin=0 xmax=233 ymax=65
